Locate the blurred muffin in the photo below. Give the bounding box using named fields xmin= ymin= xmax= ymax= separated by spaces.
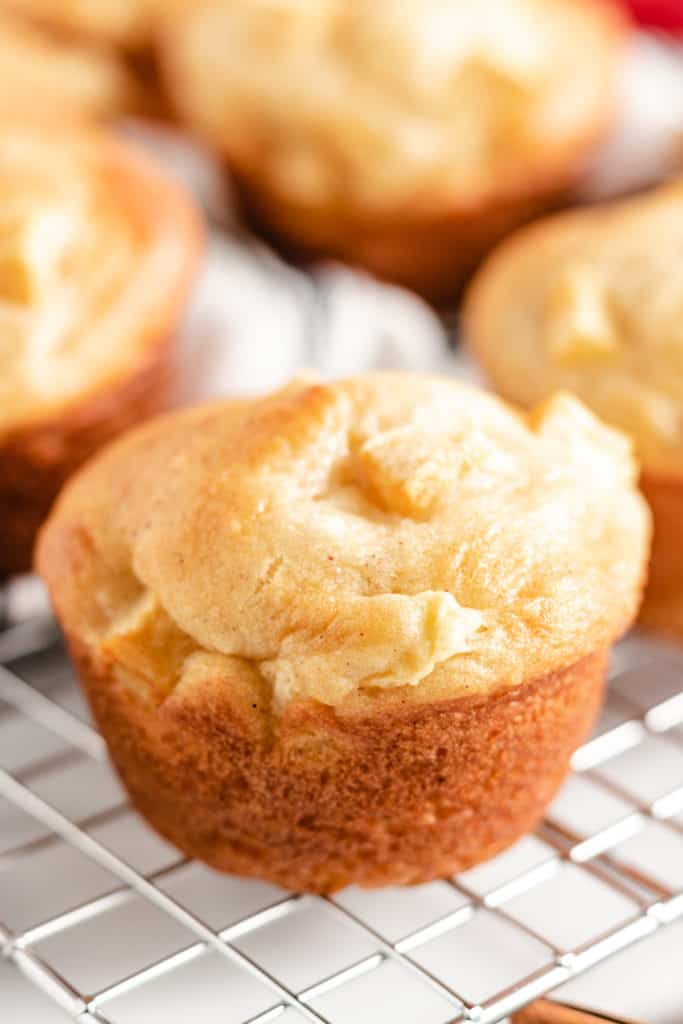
xmin=37 ymin=374 xmax=649 ymax=892
xmin=465 ymin=180 xmax=683 ymax=637
xmin=0 ymin=10 xmax=149 ymax=120
xmin=160 ymin=0 xmax=628 ymax=302
xmin=0 ymin=123 xmax=202 ymax=578
xmin=2 ymin=0 xmax=158 ymax=51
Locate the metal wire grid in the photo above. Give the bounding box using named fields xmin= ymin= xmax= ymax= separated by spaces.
xmin=1 ymin=603 xmax=683 ymax=1024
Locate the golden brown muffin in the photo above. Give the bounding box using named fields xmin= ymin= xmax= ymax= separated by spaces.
xmin=0 ymin=123 xmax=203 ymax=579
xmin=464 ymin=180 xmax=683 ymax=639
xmin=0 ymin=10 xmax=151 ymax=120
xmin=1 ymin=0 xmax=165 ymax=52
xmin=0 ymin=0 xmax=190 ymax=120
xmin=36 ymin=374 xmax=649 ymax=892
xmin=160 ymin=0 xmax=628 ymax=303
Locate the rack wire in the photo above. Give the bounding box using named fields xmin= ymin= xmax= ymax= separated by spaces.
xmin=2 ymin=584 xmax=683 ymax=1024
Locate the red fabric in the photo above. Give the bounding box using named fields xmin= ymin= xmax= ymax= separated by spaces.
xmin=621 ymin=0 xmax=683 ymax=31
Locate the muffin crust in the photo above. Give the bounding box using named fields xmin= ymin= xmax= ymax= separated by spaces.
xmin=465 ymin=181 xmax=683 ymax=477
xmin=0 ymin=123 xmax=202 ymax=576
xmin=37 ymin=374 xmax=649 ymax=890
xmin=38 ymin=376 xmax=647 ymax=706
xmin=2 ymin=0 xmax=158 ymax=51
xmin=163 ymin=0 xmax=624 ymax=213
xmin=465 ymin=180 xmax=683 ymax=635
xmin=73 ymin=636 xmax=607 ymax=891
xmin=161 ymin=0 xmax=627 ymax=300
xmin=0 ymin=10 xmax=147 ymax=119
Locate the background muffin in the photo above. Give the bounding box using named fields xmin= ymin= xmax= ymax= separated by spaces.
xmin=465 ymin=179 xmax=683 ymax=638
xmin=0 ymin=0 xmax=188 ymax=119
xmin=37 ymin=374 xmax=649 ymax=892
xmin=2 ymin=0 xmax=162 ymax=52
xmin=160 ymin=0 xmax=628 ymax=303
xmin=0 ymin=122 xmax=203 ymax=578
xmin=0 ymin=10 xmax=148 ymax=120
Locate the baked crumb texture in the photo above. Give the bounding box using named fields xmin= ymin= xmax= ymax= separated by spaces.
xmin=161 ymin=0 xmax=627 ymax=301
xmin=37 ymin=374 xmax=649 ymax=890
xmin=465 ymin=180 xmax=683 ymax=637
xmin=0 ymin=124 xmax=202 ymax=577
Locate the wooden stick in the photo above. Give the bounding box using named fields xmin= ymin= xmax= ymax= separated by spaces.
xmin=511 ymin=1000 xmax=646 ymax=1024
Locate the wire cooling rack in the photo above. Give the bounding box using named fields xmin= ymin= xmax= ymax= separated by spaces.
xmin=1 ymin=584 xmax=683 ymax=1024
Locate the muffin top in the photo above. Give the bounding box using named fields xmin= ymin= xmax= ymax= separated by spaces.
xmin=1 ymin=0 xmax=158 ymax=49
xmin=162 ymin=0 xmax=625 ymax=215
xmin=0 ymin=11 xmax=145 ymax=119
xmin=37 ymin=373 xmax=649 ymax=712
xmin=465 ymin=180 xmax=683 ymax=478
xmin=0 ymin=123 xmax=201 ymax=436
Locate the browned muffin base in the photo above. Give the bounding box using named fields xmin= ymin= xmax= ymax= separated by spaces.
xmin=638 ymin=472 xmax=683 ymax=640
xmin=235 ymin=171 xmax=572 ymax=305
xmin=0 ymin=343 xmax=175 ymax=579
xmin=71 ymin=637 xmax=607 ymax=893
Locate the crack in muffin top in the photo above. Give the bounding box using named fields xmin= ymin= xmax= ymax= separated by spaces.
xmin=37 ymin=373 xmax=649 ymax=711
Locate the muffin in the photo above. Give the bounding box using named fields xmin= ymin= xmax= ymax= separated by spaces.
xmin=464 ymin=180 xmax=683 ymax=638
xmin=0 ymin=123 xmax=203 ymax=579
xmin=2 ymin=0 xmax=160 ymax=52
xmin=0 ymin=10 xmax=148 ymax=120
xmin=36 ymin=373 xmax=649 ymax=892
xmin=0 ymin=1 xmax=185 ymax=121
xmin=160 ymin=0 xmax=628 ymax=303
